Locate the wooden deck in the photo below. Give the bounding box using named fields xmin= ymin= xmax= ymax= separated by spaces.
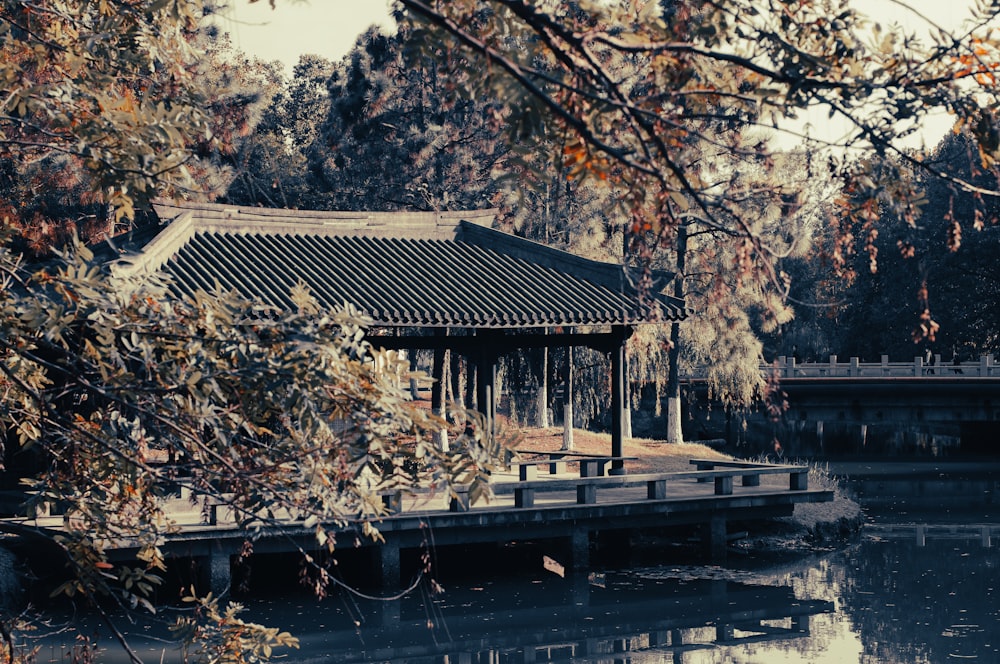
xmin=12 ymin=460 xmax=833 ymax=591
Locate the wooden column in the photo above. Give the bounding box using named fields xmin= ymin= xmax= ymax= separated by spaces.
xmin=609 ymin=326 xmax=629 ymax=475
xmin=476 ymin=333 xmax=497 ymax=438
xmin=562 ymin=343 xmax=574 ymax=450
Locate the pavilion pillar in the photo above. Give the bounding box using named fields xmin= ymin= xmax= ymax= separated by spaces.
xmin=562 ymin=343 xmax=575 ymax=451
xmin=475 ymin=333 xmax=497 ymax=438
xmin=609 ymin=326 xmax=630 ymax=476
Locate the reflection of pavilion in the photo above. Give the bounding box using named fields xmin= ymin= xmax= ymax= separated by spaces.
xmin=33 ymin=572 xmax=834 ymax=662
xmin=300 ymin=574 xmax=835 ymax=662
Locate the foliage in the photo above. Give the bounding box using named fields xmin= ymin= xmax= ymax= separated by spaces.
xmin=397 ymin=0 xmax=1000 ymax=328
xmin=225 ymin=54 xmax=336 ymax=208
xmin=0 ymin=1 xmax=276 ymax=247
xmin=791 ymin=131 xmax=1000 ymax=360
xmin=171 ymin=591 xmax=300 ymax=664
xmin=228 ymin=25 xmax=512 ymax=213
xmin=0 ymin=231 xmax=509 ymax=660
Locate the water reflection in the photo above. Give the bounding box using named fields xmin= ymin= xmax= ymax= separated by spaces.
xmin=25 ymin=529 xmax=1000 ymax=663
xmin=839 ymin=534 xmax=1000 ymax=663
xmin=221 ymin=569 xmax=836 ymax=663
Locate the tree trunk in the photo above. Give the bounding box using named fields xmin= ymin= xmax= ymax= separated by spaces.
xmin=534 ymin=345 xmax=550 ymax=428
xmin=666 ymin=222 xmax=688 ymax=444
xmin=450 ymin=351 xmax=462 ymax=408
xmin=623 ymin=352 xmax=633 ymax=440
xmin=431 ymin=340 xmax=448 ymax=451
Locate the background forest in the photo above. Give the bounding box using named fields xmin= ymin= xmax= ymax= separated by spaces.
xmin=4 ymin=10 xmax=999 ymax=435
xmin=224 ymin=21 xmax=1000 ymax=427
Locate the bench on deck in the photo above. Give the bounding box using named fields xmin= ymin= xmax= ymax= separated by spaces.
xmin=512 ymin=449 xmax=639 ymax=479
xmin=689 ymin=458 xmax=810 ymax=491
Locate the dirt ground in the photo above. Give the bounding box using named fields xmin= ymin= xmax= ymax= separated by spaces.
xmin=504 ymin=425 xmax=730 ymax=473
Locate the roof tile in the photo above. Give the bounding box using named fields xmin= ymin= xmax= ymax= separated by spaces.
xmin=118 ymin=203 xmax=685 ymax=328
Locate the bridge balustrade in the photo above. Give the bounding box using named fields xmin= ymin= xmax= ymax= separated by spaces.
xmin=684 ymin=354 xmax=996 ymax=380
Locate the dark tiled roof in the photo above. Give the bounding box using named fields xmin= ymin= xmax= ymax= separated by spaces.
xmin=111 ymin=202 xmax=684 ymax=328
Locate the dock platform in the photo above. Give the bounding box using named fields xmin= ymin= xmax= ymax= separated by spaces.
xmin=13 ymin=460 xmax=833 ymax=591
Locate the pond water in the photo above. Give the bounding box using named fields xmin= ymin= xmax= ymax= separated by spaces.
xmin=256 ymin=529 xmax=999 ymax=663
xmin=30 ymin=515 xmax=999 ymax=663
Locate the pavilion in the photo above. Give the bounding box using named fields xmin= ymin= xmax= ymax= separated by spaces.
xmin=109 ymin=201 xmax=686 ymax=473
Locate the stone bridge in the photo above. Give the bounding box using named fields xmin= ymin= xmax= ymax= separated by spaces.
xmin=682 ymin=354 xmax=1000 ymax=455
xmin=764 ymin=354 xmax=1000 ymax=424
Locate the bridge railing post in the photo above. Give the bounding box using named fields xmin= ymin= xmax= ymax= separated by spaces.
xmin=914 ymin=356 xmax=924 ymax=376
xmin=980 ymin=354 xmax=995 ymax=377
xmin=880 ymin=355 xmax=889 ymax=376
xmin=849 ymin=357 xmax=859 ymax=377
xmin=828 ymin=355 xmax=837 ymax=376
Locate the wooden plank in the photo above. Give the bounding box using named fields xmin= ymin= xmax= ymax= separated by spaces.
xmin=517 ymin=449 xmax=639 ymax=460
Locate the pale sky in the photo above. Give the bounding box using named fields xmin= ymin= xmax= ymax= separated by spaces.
xmin=219 ymin=1 xmax=396 ymax=71
xmin=220 ymin=1 xmax=977 ymax=73
xmin=218 ymin=1 xmax=981 ymax=149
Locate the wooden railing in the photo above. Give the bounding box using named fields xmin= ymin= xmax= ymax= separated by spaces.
xmin=687 ymin=354 xmax=997 ymax=379
xmin=481 ymin=461 xmax=810 ymax=510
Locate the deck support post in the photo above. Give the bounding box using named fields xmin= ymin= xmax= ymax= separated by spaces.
xmin=570 ymin=528 xmax=590 ymax=570
xmin=198 ymin=550 xmax=231 ymax=596
xmin=792 ymin=614 xmax=811 ymax=633
xmin=376 ymin=599 xmax=401 ymax=628
xmin=377 ymin=541 xmax=401 ymax=590
xmin=706 ymin=515 xmax=727 ymax=561
xmin=609 ymin=326 xmax=631 ymax=476
xmin=716 ymin=623 xmax=735 ymax=642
